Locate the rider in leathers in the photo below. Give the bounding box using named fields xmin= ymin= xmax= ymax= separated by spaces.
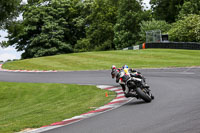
xmin=111 ymin=65 xmax=149 ymax=98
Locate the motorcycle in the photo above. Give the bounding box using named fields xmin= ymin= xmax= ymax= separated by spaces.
xmin=117 ymin=69 xmax=154 ymax=103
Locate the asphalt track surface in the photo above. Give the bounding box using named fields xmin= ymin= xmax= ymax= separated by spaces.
xmin=1 ymin=67 xmax=200 ymax=133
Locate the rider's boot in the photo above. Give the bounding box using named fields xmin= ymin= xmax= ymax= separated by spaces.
xmin=124 ymin=92 xmax=139 ymax=98
xmin=142 ymin=82 xmax=149 ymax=89
xmin=141 ymin=77 xmax=149 ymax=88
xmin=125 ymin=93 xmax=133 ymax=98
xmin=144 ymin=83 xmax=150 ymax=88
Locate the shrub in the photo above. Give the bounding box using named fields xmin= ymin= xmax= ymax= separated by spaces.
xmin=168 ymin=14 xmax=200 ymax=42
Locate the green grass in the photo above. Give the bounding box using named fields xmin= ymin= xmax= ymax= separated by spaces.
xmin=3 ymin=49 xmax=200 ymax=71
xmin=0 ymin=82 xmax=115 ymax=133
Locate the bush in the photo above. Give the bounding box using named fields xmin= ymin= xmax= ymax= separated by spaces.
xmin=168 ymin=14 xmax=200 ymax=42
xmin=94 ymin=40 xmax=113 ymax=51
xmin=74 ymin=38 xmax=91 ymax=52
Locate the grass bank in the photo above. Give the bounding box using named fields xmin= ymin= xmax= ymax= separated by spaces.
xmin=0 ymin=82 xmax=115 ymax=133
xmin=3 ymin=49 xmax=200 ymax=71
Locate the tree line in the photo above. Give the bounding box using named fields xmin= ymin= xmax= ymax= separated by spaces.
xmin=0 ymin=0 xmax=200 ymax=59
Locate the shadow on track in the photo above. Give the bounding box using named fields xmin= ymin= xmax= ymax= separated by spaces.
xmin=125 ymin=100 xmax=147 ymax=106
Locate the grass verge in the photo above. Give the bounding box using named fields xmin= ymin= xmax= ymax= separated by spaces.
xmin=3 ymin=49 xmax=200 ymax=71
xmin=0 ymin=82 xmax=115 ymax=133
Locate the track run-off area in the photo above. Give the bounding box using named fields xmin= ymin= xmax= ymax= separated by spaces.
xmin=1 ymin=67 xmax=200 ymax=133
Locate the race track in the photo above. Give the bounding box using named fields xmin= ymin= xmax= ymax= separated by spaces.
xmin=1 ymin=67 xmax=200 ymax=133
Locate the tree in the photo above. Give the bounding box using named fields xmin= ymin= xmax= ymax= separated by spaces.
xmin=168 ymin=14 xmax=200 ymax=42
xmin=178 ymin=0 xmax=200 ymax=19
xmin=139 ymin=19 xmax=171 ymax=43
xmin=0 ymin=0 xmax=22 ymax=29
xmin=150 ymin=0 xmax=184 ymax=23
xmin=5 ymin=0 xmax=84 ymax=59
xmin=75 ymin=0 xmax=118 ymax=52
xmin=114 ymin=0 xmax=144 ymax=49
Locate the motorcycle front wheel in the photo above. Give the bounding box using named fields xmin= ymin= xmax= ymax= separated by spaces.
xmin=136 ymin=87 xmax=152 ymax=103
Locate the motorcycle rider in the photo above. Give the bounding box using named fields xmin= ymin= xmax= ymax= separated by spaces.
xmin=122 ymin=65 xmax=149 ymax=88
xmin=111 ymin=65 xmax=150 ymax=98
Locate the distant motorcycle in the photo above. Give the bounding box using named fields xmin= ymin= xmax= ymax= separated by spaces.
xmin=117 ymin=70 xmax=154 ymax=103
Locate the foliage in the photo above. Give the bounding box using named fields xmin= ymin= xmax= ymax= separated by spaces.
xmin=114 ymin=0 xmax=144 ymax=49
xmin=168 ymin=14 xmax=200 ymax=42
xmin=0 ymin=0 xmax=22 ymax=29
xmin=75 ymin=38 xmax=91 ymax=52
xmin=5 ymin=0 xmax=85 ymax=59
xmin=139 ymin=19 xmax=171 ymax=43
xmin=75 ymin=0 xmax=118 ymax=52
xmin=178 ymin=0 xmax=200 ymax=19
xmin=150 ymin=0 xmax=184 ymax=23
xmin=4 ymin=0 xmax=200 ymax=59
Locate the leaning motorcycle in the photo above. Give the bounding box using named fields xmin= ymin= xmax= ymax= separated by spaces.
xmin=117 ymin=70 xmax=154 ymax=103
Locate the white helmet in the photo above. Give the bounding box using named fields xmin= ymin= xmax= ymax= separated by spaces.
xmin=111 ymin=65 xmax=116 ymax=69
